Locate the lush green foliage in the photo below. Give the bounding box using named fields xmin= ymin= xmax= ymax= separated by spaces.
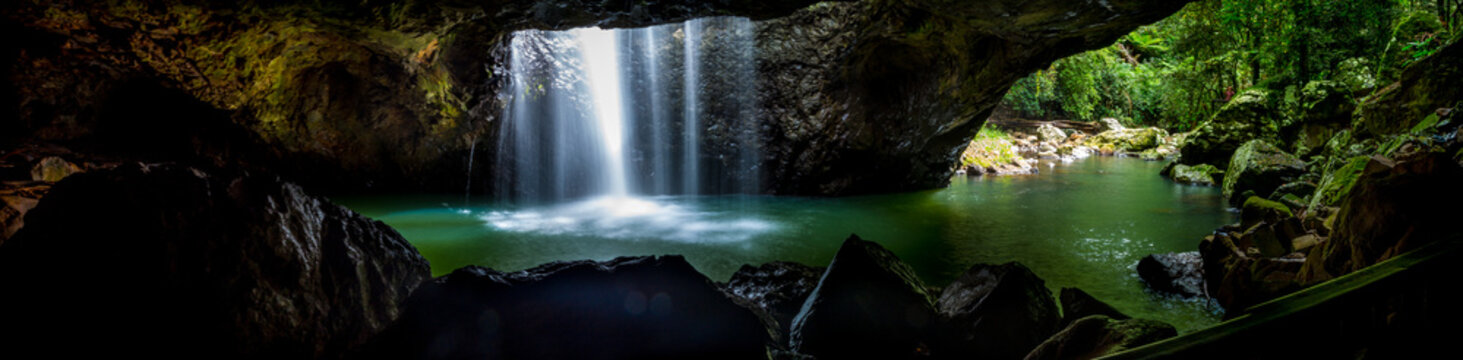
xmin=1000 ymin=0 xmax=1459 ymax=131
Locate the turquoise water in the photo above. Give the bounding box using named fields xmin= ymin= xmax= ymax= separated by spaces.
xmin=336 ymin=156 xmax=1231 ymax=331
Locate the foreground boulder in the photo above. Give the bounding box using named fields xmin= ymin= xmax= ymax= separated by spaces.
xmin=1299 ymin=148 xmax=1463 ymax=283
xmin=0 ymin=185 xmax=47 ymax=243
xmin=0 ymin=164 xmax=429 ymax=359
xmin=369 ymin=256 xmax=772 ymax=359
xmin=1136 ymin=252 xmax=1206 ymax=298
xmin=1059 ymin=288 xmax=1129 ymax=327
xmin=791 ymin=235 xmax=938 ymax=359
xmin=1222 ymin=140 xmax=1307 ymax=205
xmin=937 ymin=262 xmax=1061 ymax=360
xmin=1176 ymin=89 xmax=1281 ymax=169
xmin=1023 ymin=315 xmax=1177 ymax=360
xmin=723 ymin=261 xmax=826 ymax=341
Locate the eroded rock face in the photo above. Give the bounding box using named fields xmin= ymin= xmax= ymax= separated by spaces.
xmin=1024 ymin=315 xmax=1177 ymax=360
xmin=936 ymin=262 xmax=1061 ymax=360
xmin=790 ymin=234 xmax=938 ymax=359
xmin=0 ymin=164 xmax=429 ymax=359
xmin=368 ymin=256 xmax=773 ymax=360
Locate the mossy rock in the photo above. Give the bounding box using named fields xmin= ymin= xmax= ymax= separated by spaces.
xmin=1307 ymin=155 xmax=1369 ymax=212
xmin=1170 ymin=164 xmax=1222 ymax=186
xmin=1177 ymin=89 xmax=1281 ymax=169
xmin=1241 ymin=196 xmax=1293 ymax=229
xmin=1222 ymin=140 xmax=1306 ymax=205
xmin=1298 ymin=80 xmax=1355 ymax=125
xmin=1084 ymin=127 xmax=1168 ymax=153
xmin=1354 ymin=41 xmax=1463 ymax=138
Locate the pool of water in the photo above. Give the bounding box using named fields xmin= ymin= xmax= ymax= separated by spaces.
xmin=336 ymin=156 xmax=1232 ymax=331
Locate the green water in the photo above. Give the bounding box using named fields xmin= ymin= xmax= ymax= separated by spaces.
xmin=336 ymin=156 xmax=1232 ymax=331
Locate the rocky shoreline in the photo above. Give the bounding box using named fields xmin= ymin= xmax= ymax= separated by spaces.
xmin=957 ymin=118 xmax=1179 ymax=177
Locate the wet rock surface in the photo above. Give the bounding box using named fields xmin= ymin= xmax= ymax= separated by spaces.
xmin=1136 ymin=252 xmax=1207 ymax=298
xmin=366 ymin=255 xmax=774 ymax=360
xmin=936 ymin=262 xmax=1062 ymax=360
xmin=722 ymin=261 xmax=826 ymax=340
xmin=790 ymin=234 xmax=939 ymax=359
xmin=1024 ymin=315 xmax=1177 ymax=360
xmin=0 ymin=164 xmax=430 ymax=359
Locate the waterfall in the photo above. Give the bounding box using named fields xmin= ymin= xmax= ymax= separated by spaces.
xmin=682 ymin=19 xmax=702 ymax=196
xmin=495 ymin=17 xmax=759 ymax=206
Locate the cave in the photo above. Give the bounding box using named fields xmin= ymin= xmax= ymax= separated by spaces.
xmin=2 ymin=0 xmax=1461 ymax=359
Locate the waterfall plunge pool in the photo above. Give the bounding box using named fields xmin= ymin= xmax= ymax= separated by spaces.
xmin=336 ymin=156 xmax=1234 ymax=332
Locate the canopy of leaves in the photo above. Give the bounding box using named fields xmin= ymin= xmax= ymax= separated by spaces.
xmin=998 ymin=0 xmax=1458 ymax=131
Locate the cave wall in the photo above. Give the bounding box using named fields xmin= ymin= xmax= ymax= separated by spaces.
xmin=1 ymin=0 xmax=1191 ymax=195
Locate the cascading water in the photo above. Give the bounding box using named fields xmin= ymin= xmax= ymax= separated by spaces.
xmin=486 ymin=17 xmax=770 ymax=242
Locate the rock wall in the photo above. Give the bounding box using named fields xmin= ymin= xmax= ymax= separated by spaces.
xmin=2 ymin=0 xmax=1192 ymax=195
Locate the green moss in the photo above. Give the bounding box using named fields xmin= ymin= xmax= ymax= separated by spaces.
xmin=1171 ymin=163 xmax=1222 ymax=185
xmin=1243 ymin=196 xmax=1293 ymax=221
xmin=1411 ymin=113 xmax=1441 ymax=134
xmin=960 ymin=127 xmax=1022 ymax=169
xmin=1308 ymin=155 xmax=1369 ymax=211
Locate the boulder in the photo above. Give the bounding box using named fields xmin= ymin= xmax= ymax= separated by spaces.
xmin=1038 ymin=124 xmax=1068 ymax=143
xmin=1058 ymin=288 xmax=1129 ymax=328
xmin=1084 ymin=127 xmax=1168 ymax=153
xmin=1306 ymin=155 xmax=1371 ymax=212
xmin=370 ymin=256 xmax=773 ymax=360
xmin=1299 ymin=149 xmax=1463 ymax=284
xmin=1222 ymin=140 xmax=1306 ymax=205
xmin=1135 ymin=252 xmax=1206 ymax=298
xmin=1023 ymin=315 xmax=1177 ymax=360
xmin=0 ymin=164 xmax=429 ymax=359
xmin=723 ymin=261 xmax=826 ymax=341
xmin=936 ymin=262 xmax=1061 ymax=360
xmin=1176 ymin=89 xmax=1282 ymax=169
xmin=790 ymin=235 xmax=937 ymax=359
xmin=0 ymin=185 xmax=48 ymax=244
xmin=1168 ymin=163 xmax=1223 ymax=186
xmin=1268 ymin=181 xmax=1317 ymax=202
xmin=28 ymin=156 xmax=83 ymax=182
xmin=1354 ymin=41 xmax=1463 ymax=138
xmin=1214 ymin=256 xmax=1306 ymax=312
xmin=1240 ymin=196 xmax=1293 ymax=230
xmin=1099 ymin=117 xmax=1126 ymax=132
